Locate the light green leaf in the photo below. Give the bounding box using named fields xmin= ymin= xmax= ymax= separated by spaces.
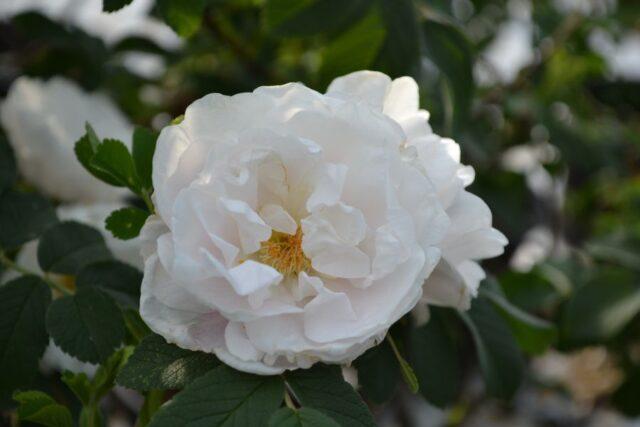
xmin=148 ymin=365 xmax=284 ymax=426
xmin=386 ymin=334 xmax=419 ymax=394
xmin=117 ymin=333 xmax=219 ymax=391
xmin=157 ymin=0 xmax=208 ymax=38
xmin=61 ymin=371 xmax=92 ymax=406
xmin=14 ymin=390 xmax=73 ymax=427
xmin=37 ymin=221 xmax=113 ymax=275
xmin=46 ymin=288 xmax=125 ymax=363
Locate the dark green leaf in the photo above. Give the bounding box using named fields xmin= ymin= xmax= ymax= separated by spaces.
xmin=269 ymin=407 xmax=340 ymax=427
xmin=117 ymin=333 xmax=219 ymax=391
xmin=148 ymin=365 xmax=284 ymax=427
xmin=375 ymin=0 xmax=420 ymax=77
xmin=157 ymin=0 xmax=208 ymax=38
xmin=264 ymin=0 xmax=372 ymax=37
xmin=0 ymin=136 xmax=16 ymax=194
xmin=354 ymin=342 xmax=399 ymax=404
xmin=386 ymin=335 xmax=419 ymax=394
xmin=46 ymin=288 xmax=125 ymax=363
xmin=103 ymin=0 xmax=133 ymax=12
xmin=37 ymin=221 xmax=113 ymax=275
xmin=13 ymin=390 xmax=73 ymax=427
xmin=132 ymin=127 xmax=158 ymax=190
xmin=563 ymin=268 xmax=640 ymax=343
xmin=481 ymin=287 xmax=557 ymax=355
xmin=0 ymin=276 xmax=51 ymax=397
xmin=74 ymin=128 xmax=124 ymax=187
xmin=76 ymin=260 xmax=142 ymax=308
xmin=122 ymin=308 xmax=152 ymax=343
xmin=459 ymin=297 xmax=525 ymax=400
xmin=318 ymin=6 xmax=386 ymax=87
xmin=285 ymin=364 xmax=375 ymax=427
xmin=422 ymin=18 xmax=475 ymax=132
xmin=91 ymin=139 xmax=139 ymax=191
xmin=105 ymin=206 xmax=149 ymax=240
xmin=409 ymin=307 xmax=460 ymax=408
xmin=613 ymin=368 xmax=640 ymax=417
xmin=0 ymin=190 xmax=57 ymax=250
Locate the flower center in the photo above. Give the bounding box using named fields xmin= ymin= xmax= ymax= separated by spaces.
xmin=258 ymin=228 xmax=310 ymax=276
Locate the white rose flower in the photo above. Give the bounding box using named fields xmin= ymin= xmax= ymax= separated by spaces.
xmin=327 ymin=71 xmax=507 ymax=310
xmin=140 ymin=80 xmax=452 ymax=374
xmin=0 ymin=77 xmax=133 ymax=203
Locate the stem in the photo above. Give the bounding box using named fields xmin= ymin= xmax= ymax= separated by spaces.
xmin=141 ymin=189 xmax=155 ymax=215
xmin=284 ymin=390 xmax=296 ymax=410
xmin=0 ymin=251 xmax=72 ymax=296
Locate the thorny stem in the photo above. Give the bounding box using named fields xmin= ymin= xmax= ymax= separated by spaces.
xmin=0 ymin=250 xmax=72 ymax=296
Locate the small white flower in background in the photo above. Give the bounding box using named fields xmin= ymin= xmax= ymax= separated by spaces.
xmin=589 ymin=29 xmax=640 ymax=82
xmin=0 ymin=0 xmax=181 ymax=49
xmin=140 ymin=70 xmax=506 ymax=374
xmin=1 ymin=203 xmax=143 ymax=377
xmin=327 ymin=71 xmax=507 ymax=310
xmin=0 ymin=77 xmax=133 ymax=203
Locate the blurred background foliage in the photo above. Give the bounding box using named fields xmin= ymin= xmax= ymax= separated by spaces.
xmin=1 ymin=0 xmax=639 ymax=425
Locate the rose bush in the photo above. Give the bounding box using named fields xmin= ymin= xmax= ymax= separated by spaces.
xmin=140 ymin=72 xmax=505 ymax=374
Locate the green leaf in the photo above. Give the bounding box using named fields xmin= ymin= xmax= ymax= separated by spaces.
xmin=386 ymin=335 xmax=419 ymax=394
xmin=285 ymin=364 xmax=375 ymax=427
xmin=157 ymin=0 xmax=208 ymax=38
xmin=408 ymin=307 xmax=460 ymax=408
xmin=148 ymin=365 xmax=284 ymax=427
xmin=76 ymin=260 xmax=142 ymax=308
xmin=353 ymin=342 xmax=399 ymax=404
xmin=375 ymin=0 xmax=420 ymax=77
xmin=92 ymin=347 xmax=132 ymax=399
xmin=13 ymin=390 xmax=73 ymax=427
xmin=132 ymin=127 xmax=158 ymax=191
xmin=0 ymin=190 xmax=57 ymax=250
xmin=318 ymin=6 xmax=386 ymax=87
xmin=481 ymin=286 xmax=557 ymax=355
xmin=0 ymin=135 xmax=16 ymax=194
xmin=563 ymin=268 xmax=640 ymax=343
xmin=74 ymin=127 xmax=124 ymax=187
xmin=122 ymin=308 xmax=152 ymax=343
xmin=105 ymin=206 xmax=149 ymax=240
xmin=37 ymin=221 xmax=113 ymax=275
xmin=91 ymin=139 xmax=140 ymax=192
xmin=613 ymin=368 xmax=640 ymax=417
xmin=46 ymin=287 xmax=125 ymax=364
xmin=422 ymin=17 xmax=475 ymax=132
xmin=61 ymin=371 xmax=92 ymax=406
xmin=117 ymin=333 xmax=219 ymax=391
xmin=459 ymin=297 xmax=525 ymax=400
xmin=269 ymin=407 xmax=340 ymax=427
xmin=103 ymin=0 xmax=133 ymax=12
xmin=264 ymin=0 xmax=372 ymax=37
xmin=0 ymin=276 xmax=51 ymax=397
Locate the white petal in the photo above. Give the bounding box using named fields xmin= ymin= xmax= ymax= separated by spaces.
xmin=304 ymin=288 xmax=357 ymax=343
xmin=306 ymin=163 xmax=348 ymax=211
xmin=228 ymin=260 xmax=282 ymax=296
xmin=326 ymin=71 xmax=391 ymax=112
xmin=224 ymin=322 xmax=264 ymax=362
xmin=218 ymin=197 xmax=271 ymax=254
xmin=383 ymin=76 xmax=420 ymax=120
xmin=259 ymin=204 xmax=297 ymax=235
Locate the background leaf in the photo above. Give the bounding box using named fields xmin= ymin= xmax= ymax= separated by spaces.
xmin=132 ymin=127 xmax=158 ymax=191
xmin=46 ymin=287 xmax=125 ymax=363
xmin=102 ymin=0 xmax=133 ymax=12
xmin=0 ymin=190 xmax=57 ymax=250
xmin=76 ymin=260 xmax=142 ymax=309
xmin=0 ymin=276 xmax=51 ymax=398
xmin=0 ymin=135 xmax=16 ymax=194
xmin=156 ymin=0 xmax=208 ymax=38
xmin=13 ymin=390 xmax=73 ymax=427
xmin=37 ymin=221 xmax=113 ymax=275
xmin=268 ymin=407 xmax=340 ymax=427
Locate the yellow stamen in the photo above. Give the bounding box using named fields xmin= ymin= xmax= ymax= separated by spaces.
xmin=258 ymin=228 xmax=310 ymax=276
